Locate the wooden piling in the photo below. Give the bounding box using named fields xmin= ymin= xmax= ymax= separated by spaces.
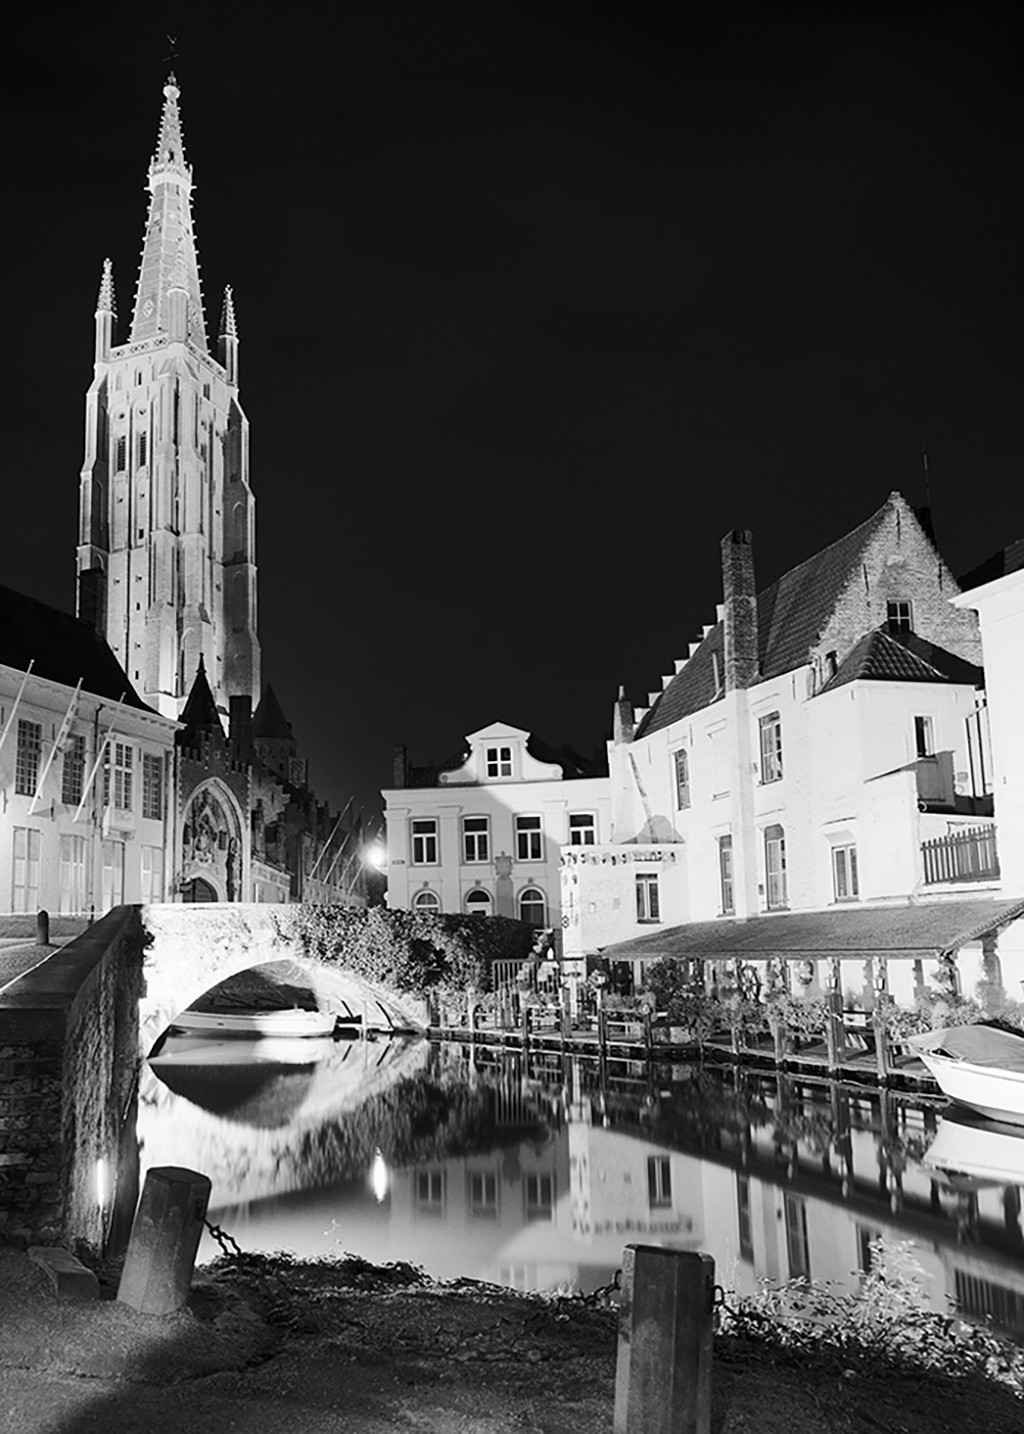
xmin=614 ymin=1244 xmax=714 ymax=1434
xmin=117 ymin=1166 xmax=211 ymax=1316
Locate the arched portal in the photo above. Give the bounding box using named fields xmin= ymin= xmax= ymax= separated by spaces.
xmin=182 ymin=876 xmax=218 ymax=903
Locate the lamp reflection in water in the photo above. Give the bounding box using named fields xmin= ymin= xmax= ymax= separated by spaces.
xmin=370 ymin=1147 xmax=389 ymax=1203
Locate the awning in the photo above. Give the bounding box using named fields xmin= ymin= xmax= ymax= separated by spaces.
xmin=598 ymin=897 xmax=1024 ymax=964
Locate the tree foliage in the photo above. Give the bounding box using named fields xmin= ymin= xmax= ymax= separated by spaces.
xmin=280 ymin=906 xmax=535 ymax=1001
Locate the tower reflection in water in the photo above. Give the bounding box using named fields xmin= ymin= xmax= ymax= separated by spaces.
xmin=141 ymin=1040 xmax=1024 ymax=1342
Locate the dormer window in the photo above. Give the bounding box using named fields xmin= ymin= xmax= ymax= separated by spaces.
xmin=887 ymin=600 xmax=913 ymax=633
xmin=485 ymin=746 xmax=513 ymax=778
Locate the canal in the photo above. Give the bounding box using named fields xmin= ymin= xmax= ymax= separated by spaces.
xmin=138 ymin=1034 xmax=1024 ymax=1341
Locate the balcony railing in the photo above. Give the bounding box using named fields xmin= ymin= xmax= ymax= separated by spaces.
xmin=922 ymin=825 xmax=1000 ymax=884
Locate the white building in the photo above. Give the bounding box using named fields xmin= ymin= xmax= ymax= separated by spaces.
xmin=564 ymin=494 xmax=1024 ymax=1003
xmin=953 ymin=540 xmax=1024 ymax=897
xmin=383 ymin=721 xmax=610 ymax=935
xmin=0 ymin=583 xmax=177 ymax=917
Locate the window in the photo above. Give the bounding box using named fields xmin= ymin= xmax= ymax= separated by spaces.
xmin=467 ymin=1171 xmax=498 ymax=1219
xmin=856 ymin=1225 xmax=882 ymax=1275
xmin=515 ymin=814 xmax=542 ymax=861
xmin=62 ymin=734 xmax=86 ymax=806
xmin=887 ymin=600 xmax=913 ymax=633
xmin=568 ymin=812 xmax=597 ymax=846
xmin=411 ymin=818 xmax=438 ymax=864
xmin=137 ymin=432 xmax=148 ymax=467
xmin=101 ymin=840 xmax=124 ymax=910
xmin=142 ymin=753 xmax=163 ymax=821
xmin=141 ymin=845 xmax=164 ymax=903
xmin=784 ymin=1193 xmax=810 ymax=1279
xmin=103 ymin=742 xmax=134 ymax=812
xmin=737 ymin=1176 xmax=753 ymax=1261
xmin=523 ymin=1172 xmax=554 ymax=1221
xmin=412 ymin=889 xmax=440 ymax=912
xmin=673 ymin=748 xmax=690 ymax=809
xmin=462 ymin=815 xmax=489 ymax=863
xmin=759 ymin=711 xmax=783 ymax=783
xmin=647 ymin=1156 xmax=672 ymax=1209
xmin=59 ymin=835 xmax=87 ymax=914
xmin=764 ymin=825 xmax=787 ymax=909
xmin=415 ymin=1169 xmax=445 ymax=1216
xmin=15 ymin=720 xmax=42 ymax=796
xmin=914 ymin=715 xmax=934 ymax=758
xmin=12 ymin=828 xmax=40 ymax=913
xmin=465 ymin=888 xmax=492 ymax=916
xmin=718 ymin=835 xmax=734 ymax=915
xmin=519 ymin=888 xmax=546 ymax=927
xmin=635 ymin=872 xmax=660 ymax=923
xmin=115 ymin=434 xmax=126 ymax=470
xmin=832 ymin=844 xmax=859 ymax=901
xmin=486 ymin=745 xmax=512 ymax=778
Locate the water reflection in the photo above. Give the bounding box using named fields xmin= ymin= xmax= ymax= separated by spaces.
xmin=140 ymin=1040 xmax=1024 ymax=1340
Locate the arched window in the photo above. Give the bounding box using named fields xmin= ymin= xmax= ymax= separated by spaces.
xmin=465 ymin=888 xmax=492 ymax=917
xmin=413 ymin=889 xmax=440 ymax=913
xmin=764 ymin=824 xmax=787 ymax=910
xmin=519 ymin=888 xmax=546 ymax=927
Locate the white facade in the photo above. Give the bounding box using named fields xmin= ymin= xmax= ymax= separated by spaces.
xmin=0 ymin=664 xmax=177 ymax=917
xmin=564 ymin=497 xmax=1001 ymax=962
xmin=953 ymin=563 xmax=1024 ymax=897
xmin=383 ymin=722 xmax=610 ymax=935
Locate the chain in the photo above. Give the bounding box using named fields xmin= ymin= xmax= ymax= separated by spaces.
xmin=203 ymin=1218 xmax=300 ymax=1325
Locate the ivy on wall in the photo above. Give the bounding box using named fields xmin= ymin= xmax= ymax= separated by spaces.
xmin=279 ymin=907 xmax=536 ymax=1001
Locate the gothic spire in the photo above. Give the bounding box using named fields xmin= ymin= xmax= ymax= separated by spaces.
xmin=218 ymin=284 xmax=237 ymax=340
xmin=130 ymin=75 xmax=208 ymax=352
xmin=96 ymin=257 xmax=116 ymax=317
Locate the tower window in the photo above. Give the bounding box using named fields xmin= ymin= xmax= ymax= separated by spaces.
xmin=115 ymin=436 xmax=126 ymax=471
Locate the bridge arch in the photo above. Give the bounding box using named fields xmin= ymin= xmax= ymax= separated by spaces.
xmin=139 ymin=903 xmax=424 ymax=1056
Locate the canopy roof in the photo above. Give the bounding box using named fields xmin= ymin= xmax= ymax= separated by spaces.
xmin=600 ymin=898 xmax=1024 ymax=964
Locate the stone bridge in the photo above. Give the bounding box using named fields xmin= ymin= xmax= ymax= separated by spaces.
xmin=0 ymin=903 xmax=425 ymax=1251
xmin=139 ymin=903 xmax=425 ymax=1056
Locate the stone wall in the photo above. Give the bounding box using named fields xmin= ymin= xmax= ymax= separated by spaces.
xmin=0 ymin=907 xmax=145 ymax=1252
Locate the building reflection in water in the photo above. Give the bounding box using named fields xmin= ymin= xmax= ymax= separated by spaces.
xmin=142 ymin=1040 xmax=1024 ymax=1341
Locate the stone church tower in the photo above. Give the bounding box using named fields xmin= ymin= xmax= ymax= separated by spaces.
xmin=77 ymin=75 xmax=259 ymax=719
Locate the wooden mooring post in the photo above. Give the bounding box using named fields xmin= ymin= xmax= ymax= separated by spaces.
xmin=614 ymin=1245 xmax=714 ymax=1434
xmin=117 ymin=1167 xmax=211 ymax=1316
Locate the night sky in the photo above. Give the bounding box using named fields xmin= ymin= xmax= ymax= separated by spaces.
xmin=5 ymin=5 xmax=1021 ymax=828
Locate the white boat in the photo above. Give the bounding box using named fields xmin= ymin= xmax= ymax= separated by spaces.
xmin=906 ymin=1024 xmax=1024 ymax=1125
xmin=168 ymin=1008 xmax=343 ymax=1039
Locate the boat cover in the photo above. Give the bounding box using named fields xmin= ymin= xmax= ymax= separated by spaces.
xmin=931 ymin=1025 xmax=1024 ymax=1072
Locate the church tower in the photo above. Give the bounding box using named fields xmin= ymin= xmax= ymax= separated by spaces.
xmin=77 ymin=75 xmax=260 ymax=719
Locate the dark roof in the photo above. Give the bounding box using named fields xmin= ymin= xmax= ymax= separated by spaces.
xmin=252 ymin=684 xmax=294 ymax=740
xmin=637 ymin=497 xmax=896 ymax=738
xmin=599 ymin=898 xmax=1024 ymax=963
xmin=819 ymin=626 xmax=984 ymax=694
xmin=178 ymin=656 xmax=224 ymax=742
xmin=0 ymin=582 xmax=151 ymax=710
xmin=958 ymin=538 xmax=1024 ymax=592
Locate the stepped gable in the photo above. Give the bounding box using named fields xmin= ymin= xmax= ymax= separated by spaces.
xmin=0 ymin=583 xmax=151 ymax=710
xmin=637 ymin=498 xmax=895 ymax=738
xmin=959 ymin=537 xmax=1024 ymax=591
xmin=252 ymin=684 xmax=293 ymax=740
xmin=178 ymin=656 xmax=224 ymax=743
xmin=819 ymin=626 xmax=984 ymax=694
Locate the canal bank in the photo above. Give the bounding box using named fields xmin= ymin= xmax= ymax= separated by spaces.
xmin=2 ymin=1240 xmax=1023 ymax=1434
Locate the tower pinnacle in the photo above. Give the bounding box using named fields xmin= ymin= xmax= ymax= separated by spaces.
xmin=130 ymin=75 xmax=208 ymax=351
xmin=95 ymin=258 xmax=116 ymax=317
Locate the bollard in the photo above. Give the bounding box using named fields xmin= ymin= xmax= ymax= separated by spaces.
xmin=117 ymin=1166 xmax=211 ymax=1315
xmin=36 ymin=909 xmax=49 ymax=946
xmin=614 ymin=1244 xmax=714 ymax=1434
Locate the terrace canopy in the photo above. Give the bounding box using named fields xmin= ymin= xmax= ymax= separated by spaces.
xmin=598 ymin=898 xmax=1024 ymax=965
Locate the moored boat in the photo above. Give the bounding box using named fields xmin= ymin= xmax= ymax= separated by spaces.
xmin=906 ymin=1023 xmax=1024 ymax=1125
xmin=169 ymin=1008 xmax=347 ymax=1039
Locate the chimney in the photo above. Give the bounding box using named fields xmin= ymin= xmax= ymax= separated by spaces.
xmin=612 ymin=685 xmax=634 ymax=744
xmin=721 ymin=529 xmax=759 ymax=691
xmin=393 ymin=743 xmax=408 ymax=788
